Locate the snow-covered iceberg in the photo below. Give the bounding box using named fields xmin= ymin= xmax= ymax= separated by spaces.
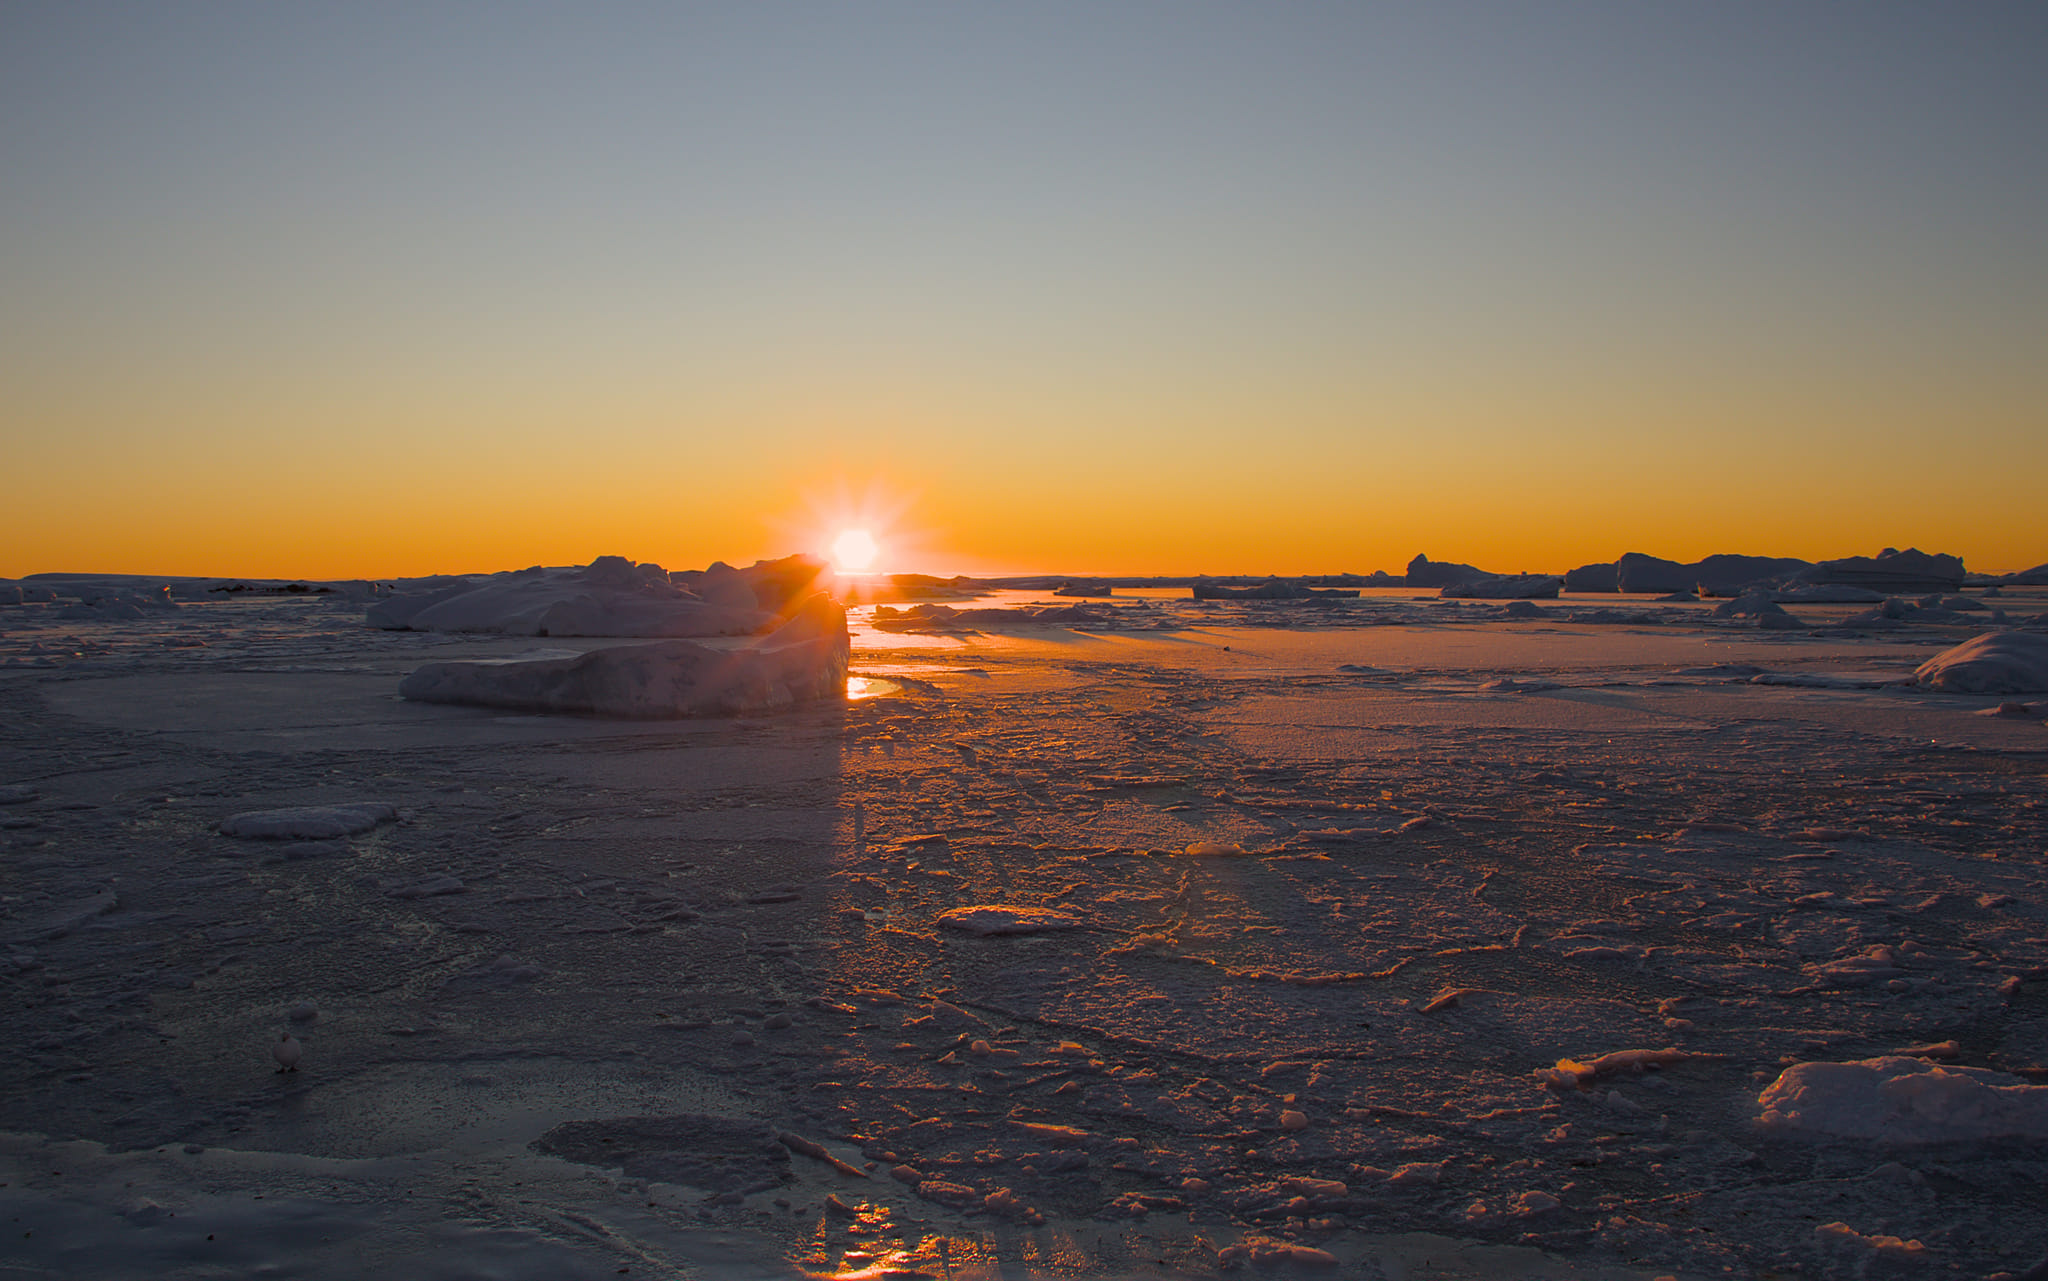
xmin=367 ymin=555 xmax=825 ymax=637
xmin=397 ymin=594 xmax=849 ymax=718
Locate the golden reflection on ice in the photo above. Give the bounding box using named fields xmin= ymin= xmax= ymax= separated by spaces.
xmin=800 ymin=1220 xmax=1111 ymax=1280
xmin=846 ymin=675 xmax=901 ymax=700
xmin=799 ymin=1229 xmax=949 ymax=1280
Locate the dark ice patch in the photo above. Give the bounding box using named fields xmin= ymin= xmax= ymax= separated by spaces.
xmin=532 ymin=1114 xmax=789 ymax=1194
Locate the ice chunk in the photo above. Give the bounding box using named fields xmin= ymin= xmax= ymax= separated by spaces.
xmin=935 ymin=906 xmax=1086 ymax=936
xmin=1758 ymin=1055 xmax=2048 ymax=1143
xmin=398 ymin=594 xmax=848 ymax=718
xmin=1814 ymin=1221 xmax=1929 ymax=1256
xmin=220 ymin=803 xmax=397 ymax=839
xmin=1914 ymin=631 xmax=2048 ymax=694
xmin=1535 ymin=1047 xmax=1694 ymax=1088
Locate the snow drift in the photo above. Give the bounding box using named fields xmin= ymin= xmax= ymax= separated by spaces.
xmin=1914 ymin=631 xmax=2048 ymax=694
xmin=397 ymin=593 xmax=849 ymax=718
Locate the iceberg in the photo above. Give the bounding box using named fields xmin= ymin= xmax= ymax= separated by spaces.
xmin=1404 ymin=554 xmax=1491 ymax=588
xmin=1798 ymin=547 xmax=1965 ymax=594
xmin=368 ymin=555 xmax=826 ymax=637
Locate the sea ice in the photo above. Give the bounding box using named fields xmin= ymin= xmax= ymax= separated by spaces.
xmin=1757 ymin=1055 xmax=2048 ymax=1143
xmin=397 ymin=593 xmax=848 ymax=717
xmin=1914 ymin=631 xmax=2048 ymax=694
xmin=218 ymin=803 xmax=398 ymax=839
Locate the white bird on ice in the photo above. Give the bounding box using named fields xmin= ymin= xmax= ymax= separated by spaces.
xmin=272 ymin=1032 xmax=302 ymax=1072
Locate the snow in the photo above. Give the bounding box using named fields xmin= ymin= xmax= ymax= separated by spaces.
xmin=1758 ymin=1056 xmax=2048 ymax=1143
xmin=1915 ymin=630 xmax=2048 ymax=694
xmin=397 ymin=593 xmax=849 ymax=717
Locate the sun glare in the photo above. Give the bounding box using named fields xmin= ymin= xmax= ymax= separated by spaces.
xmin=831 ymin=528 xmax=879 ymax=573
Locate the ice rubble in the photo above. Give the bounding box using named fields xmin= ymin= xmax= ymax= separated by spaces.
xmin=1914 ymin=631 xmax=2048 ymax=694
xmin=1757 ymin=1055 xmax=2048 ymax=1143
xmin=397 ymin=593 xmax=849 ymax=718
xmin=367 ymin=554 xmax=824 ymax=637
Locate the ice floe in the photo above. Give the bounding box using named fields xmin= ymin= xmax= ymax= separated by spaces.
xmin=398 ymin=593 xmax=848 ymax=717
xmin=1757 ymin=1055 xmax=2048 ymax=1143
xmin=218 ymin=803 xmax=397 ymax=839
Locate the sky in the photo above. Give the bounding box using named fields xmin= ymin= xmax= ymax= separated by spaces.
xmin=4 ymin=2 xmax=2045 ymax=579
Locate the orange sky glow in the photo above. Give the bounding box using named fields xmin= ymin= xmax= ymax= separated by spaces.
xmin=3 ymin=7 xmax=2043 ymax=582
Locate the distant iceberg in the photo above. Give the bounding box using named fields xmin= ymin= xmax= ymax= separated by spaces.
xmin=1440 ymin=574 xmax=1560 ymax=600
xmin=1797 ymin=547 xmax=1965 ymax=594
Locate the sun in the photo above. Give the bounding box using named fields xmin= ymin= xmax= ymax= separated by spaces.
xmin=830 ymin=528 xmax=880 ymax=573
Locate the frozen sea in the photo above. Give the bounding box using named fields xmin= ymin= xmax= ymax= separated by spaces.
xmin=3 ymin=579 xmax=2047 ymax=1279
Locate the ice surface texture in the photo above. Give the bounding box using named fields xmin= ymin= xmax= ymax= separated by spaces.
xmin=1914 ymin=631 xmax=2048 ymax=694
xmin=1758 ymin=1056 xmax=2048 ymax=1143
xmin=397 ymin=594 xmax=849 ymax=718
